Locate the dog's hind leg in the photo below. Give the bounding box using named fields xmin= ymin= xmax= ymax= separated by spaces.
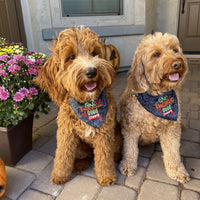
xmin=50 ymin=128 xmax=79 ymax=185
xmin=160 ymin=128 xmax=190 ymax=183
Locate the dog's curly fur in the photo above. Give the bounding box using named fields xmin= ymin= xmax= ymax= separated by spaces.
xmin=35 ymin=27 xmax=121 ymax=186
xmin=119 ymin=32 xmax=190 ymax=183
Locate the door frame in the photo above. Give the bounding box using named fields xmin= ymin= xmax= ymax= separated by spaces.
xmin=14 ymin=0 xmax=27 ymax=47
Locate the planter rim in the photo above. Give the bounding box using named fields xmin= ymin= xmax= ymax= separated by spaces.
xmin=0 ymin=114 xmax=34 ymax=132
xmin=0 ymin=127 xmax=8 ymax=132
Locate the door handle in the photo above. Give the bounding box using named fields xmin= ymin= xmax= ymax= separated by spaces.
xmin=182 ymin=0 xmax=185 ymax=14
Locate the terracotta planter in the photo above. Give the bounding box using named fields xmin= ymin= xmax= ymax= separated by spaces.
xmin=0 ymin=114 xmax=34 ymax=166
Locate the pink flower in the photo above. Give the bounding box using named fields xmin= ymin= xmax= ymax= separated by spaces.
xmin=13 ymin=92 xmax=24 ymax=102
xmin=14 ymin=65 xmax=21 ymax=71
xmin=19 ymin=87 xmax=29 ymax=95
xmin=28 ymin=67 xmax=37 ymax=75
xmin=0 ymin=86 xmax=5 ymax=93
xmin=0 ymin=90 xmax=9 ymax=100
xmin=25 ymin=59 xmax=34 ymax=65
xmin=0 ymin=64 xmax=4 ymax=68
xmin=8 ymin=65 xmax=15 ymax=73
xmin=36 ymin=59 xmax=43 ymax=65
xmin=14 ymin=55 xmax=26 ymax=61
xmin=0 ymin=69 xmax=7 ymax=76
xmin=0 ymin=55 xmax=9 ymax=62
xmin=29 ymin=87 xmax=38 ymax=95
xmin=14 ymin=104 xmax=18 ymax=109
xmin=7 ymin=59 xmax=17 ymax=65
xmin=26 ymin=94 xmax=31 ymax=100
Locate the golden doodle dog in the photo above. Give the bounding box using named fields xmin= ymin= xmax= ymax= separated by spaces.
xmin=119 ymin=32 xmax=190 ymax=183
xmin=35 ymin=26 xmax=121 ymax=186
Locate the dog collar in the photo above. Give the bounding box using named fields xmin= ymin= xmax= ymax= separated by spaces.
xmin=132 ymin=90 xmax=178 ymax=121
xmin=69 ymin=89 xmax=108 ymax=129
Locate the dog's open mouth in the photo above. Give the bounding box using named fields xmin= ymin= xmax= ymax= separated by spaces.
xmin=164 ymin=72 xmax=180 ymax=82
xmin=84 ymin=81 xmax=97 ymax=92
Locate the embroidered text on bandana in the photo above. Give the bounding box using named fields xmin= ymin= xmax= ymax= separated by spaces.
xmin=69 ymin=89 xmax=108 ymax=129
xmin=135 ymin=90 xmax=178 ymax=121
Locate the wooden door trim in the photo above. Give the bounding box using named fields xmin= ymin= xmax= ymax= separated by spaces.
xmin=14 ymin=0 xmax=27 ymax=47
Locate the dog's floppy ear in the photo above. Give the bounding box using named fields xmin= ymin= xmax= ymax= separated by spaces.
xmin=105 ymin=44 xmax=120 ymax=76
xmin=34 ymin=51 xmax=66 ymax=106
xmin=127 ymin=47 xmax=149 ymax=93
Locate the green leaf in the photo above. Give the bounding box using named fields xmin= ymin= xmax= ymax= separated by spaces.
xmin=28 ymin=103 xmax=34 ymax=110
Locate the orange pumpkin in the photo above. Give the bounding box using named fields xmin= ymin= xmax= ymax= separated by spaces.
xmin=0 ymin=158 xmax=7 ymax=199
xmin=105 ymin=44 xmax=120 ymax=76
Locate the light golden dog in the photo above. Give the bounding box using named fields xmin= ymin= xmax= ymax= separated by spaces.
xmin=35 ymin=26 xmax=121 ymax=186
xmin=119 ymin=32 xmax=190 ymax=183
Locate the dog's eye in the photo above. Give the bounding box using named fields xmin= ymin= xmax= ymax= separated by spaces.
xmin=153 ymin=52 xmax=161 ymax=57
xmin=71 ymin=55 xmax=76 ymax=60
xmin=91 ymin=51 xmax=96 ymax=57
xmin=173 ymin=48 xmax=178 ymax=53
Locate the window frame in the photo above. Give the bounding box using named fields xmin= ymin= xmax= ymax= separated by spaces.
xmin=49 ymin=0 xmax=144 ymax=28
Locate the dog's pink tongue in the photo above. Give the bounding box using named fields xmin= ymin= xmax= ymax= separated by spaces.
xmin=84 ymin=82 xmax=97 ymax=91
xmin=169 ymin=73 xmax=179 ymax=81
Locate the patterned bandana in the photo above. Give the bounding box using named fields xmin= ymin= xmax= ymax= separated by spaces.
xmin=133 ymin=90 xmax=178 ymax=121
xmin=69 ymin=89 xmax=108 ymax=129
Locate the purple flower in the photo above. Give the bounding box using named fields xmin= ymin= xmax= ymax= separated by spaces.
xmin=28 ymin=67 xmax=37 ymax=75
xmin=7 ymin=59 xmax=17 ymax=65
xmin=19 ymin=87 xmax=29 ymax=95
xmin=14 ymin=55 xmax=26 ymax=61
xmin=26 ymin=50 xmax=36 ymax=55
xmin=0 ymin=69 xmax=7 ymax=76
xmin=0 ymin=55 xmax=9 ymax=62
xmin=0 ymin=90 xmax=9 ymax=100
xmin=13 ymin=92 xmax=24 ymax=102
xmin=25 ymin=59 xmax=34 ymax=65
xmin=36 ymin=59 xmax=43 ymax=65
xmin=29 ymin=87 xmax=38 ymax=95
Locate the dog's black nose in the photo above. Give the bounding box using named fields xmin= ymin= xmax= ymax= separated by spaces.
xmin=171 ymin=61 xmax=182 ymax=70
xmin=85 ymin=67 xmax=97 ymax=79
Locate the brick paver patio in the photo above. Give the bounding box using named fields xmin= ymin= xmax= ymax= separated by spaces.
xmin=2 ymin=63 xmax=200 ymax=200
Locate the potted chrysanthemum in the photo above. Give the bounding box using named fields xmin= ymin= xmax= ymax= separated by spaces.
xmin=0 ymin=38 xmax=50 ymax=166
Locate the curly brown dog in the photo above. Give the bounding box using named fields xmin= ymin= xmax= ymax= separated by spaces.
xmin=119 ymin=32 xmax=190 ymax=183
xmin=35 ymin=27 xmax=121 ymax=186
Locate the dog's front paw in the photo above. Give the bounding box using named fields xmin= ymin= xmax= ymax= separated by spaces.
xmin=119 ymin=160 xmax=137 ymax=176
xmin=97 ymin=170 xmax=117 ymax=186
xmin=50 ymin=172 xmax=71 ymax=185
xmin=97 ymin=175 xmax=117 ymax=186
xmin=166 ymin=164 xmax=190 ymax=184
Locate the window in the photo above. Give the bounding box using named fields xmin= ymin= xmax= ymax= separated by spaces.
xmin=61 ymin=0 xmax=122 ymax=17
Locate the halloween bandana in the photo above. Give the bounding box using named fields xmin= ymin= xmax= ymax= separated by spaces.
xmin=135 ymin=90 xmax=178 ymax=121
xmin=69 ymin=89 xmax=108 ymax=129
